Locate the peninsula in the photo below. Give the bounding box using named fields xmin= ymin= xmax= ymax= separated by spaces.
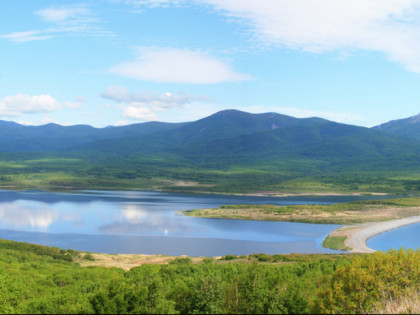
xmin=182 ymin=196 xmax=420 ymax=252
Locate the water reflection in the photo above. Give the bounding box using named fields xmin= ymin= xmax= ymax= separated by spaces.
xmin=0 ymin=201 xmax=58 ymax=230
xmin=99 ymin=204 xmax=197 ymax=236
xmin=0 ymin=200 xmax=82 ymax=231
xmin=0 ymin=189 xmax=392 ymax=255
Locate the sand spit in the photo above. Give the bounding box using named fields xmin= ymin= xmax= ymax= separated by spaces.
xmin=340 ymin=216 xmax=420 ymax=253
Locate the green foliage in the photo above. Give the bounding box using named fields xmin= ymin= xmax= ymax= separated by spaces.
xmin=322 ymin=236 xmax=351 ymax=251
xmin=315 ymin=249 xmax=420 ymax=314
xmin=83 ymin=253 xmax=95 ymax=261
xmin=168 ymin=257 xmax=192 ymax=265
xmin=0 ymin=239 xmax=75 ymax=262
xmin=2 ymin=110 xmax=420 ymax=194
xmin=0 ymin=239 xmax=417 ymax=314
xmin=221 ymin=255 xmax=238 ymax=260
xmin=250 ymin=253 xmax=273 ymax=262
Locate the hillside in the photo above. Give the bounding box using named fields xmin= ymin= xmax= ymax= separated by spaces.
xmin=372 ymin=113 xmax=420 ymax=140
xmin=1 ymin=110 xmax=420 ymax=193
xmin=0 ymin=239 xmax=417 ymax=314
xmin=68 ymin=110 xmax=420 ymax=162
xmin=0 ymin=120 xmax=187 ymax=152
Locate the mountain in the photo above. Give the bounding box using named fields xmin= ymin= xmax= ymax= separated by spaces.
xmin=1 ymin=109 xmax=420 ymax=171
xmin=171 ymin=117 xmax=420 ymax=164
xmin=372 ymin=113 xmax=420 ymax=140
xmin=72 ymin=110 xmax=322 ymax=154
xmin=2 ymin=110 xmax=420 ymax=193
xmin=0 ymin=120 xmax=187 ymax=152
xmin=64 ymin=110 xmax=420 ymax=170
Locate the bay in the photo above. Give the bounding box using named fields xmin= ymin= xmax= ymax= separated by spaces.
xmin=367 ymin=222 xmax=420 ymax=251
xmin=0 ymin=189 xmax=395 ymax=256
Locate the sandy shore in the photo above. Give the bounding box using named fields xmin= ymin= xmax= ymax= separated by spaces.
xmin=229 ymin=191 xmax=389 ymax=197
xmin=334 ymin=216 xmax=420 ymax=253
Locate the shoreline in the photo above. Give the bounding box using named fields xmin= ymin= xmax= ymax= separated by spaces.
xmin=331 ymin=216 xmax=420 ymax=253
xmin=0 ymin=186 xmax=391 ymax=198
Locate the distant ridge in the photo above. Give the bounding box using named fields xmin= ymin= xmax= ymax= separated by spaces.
xmin=0 ymin=110 xmax=420 ymax=171
xmin=2 ymin=109 xmax=420 ymax=194
xmin=372 ymin=113 xmax=420 ymax=140
xmin=63 ymin=109 xmax=420 ymax=169
xmin=0 ymin=119 xmax=187 ymax=152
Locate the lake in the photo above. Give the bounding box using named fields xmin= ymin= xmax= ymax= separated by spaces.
xmin=367 ymin=222 xmax=420 ymax=251
xmin=0 ymin=189 xmax=398 ymax=256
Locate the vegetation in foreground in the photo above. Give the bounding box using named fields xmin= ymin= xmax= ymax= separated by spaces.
xmin=182 ymin=197 xmax=420 ymax=224
xmin=0 ymin=239 xmax=418 ymax=314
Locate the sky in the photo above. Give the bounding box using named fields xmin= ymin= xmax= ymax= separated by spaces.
xmin=2 ymin=0 xmax=420 ymax=127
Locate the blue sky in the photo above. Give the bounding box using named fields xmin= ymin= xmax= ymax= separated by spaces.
xmin=2 ymin=0 xmax=420 ymax=127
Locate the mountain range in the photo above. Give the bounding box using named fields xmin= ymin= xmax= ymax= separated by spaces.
xmin=1 ymin=109 xmax=420 ymax=193
xmin=1 ymin=109 xmax=420 ymax=160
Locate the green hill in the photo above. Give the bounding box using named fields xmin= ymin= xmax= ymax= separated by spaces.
xmin=372 ymin=113 xmax=420 ymax=140
xmin=0 ymin=238 xmax=417 ymax=314
xmin=1 ymin=110 xmax=420 ymax=193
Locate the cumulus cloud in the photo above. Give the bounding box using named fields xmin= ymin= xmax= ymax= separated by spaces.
xmin=110 ymin=47 xmax=252 ymax=84
xmin=0 ymin=94 xmax=83 ymax=117
xmin=102 ymin=86 xmax=212 ymax=121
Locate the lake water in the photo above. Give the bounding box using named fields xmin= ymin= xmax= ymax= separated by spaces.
xmin=0 ymin=189 xmax=399 ymax=256
xmin=367 ymin=222 xmax=420 ymax=251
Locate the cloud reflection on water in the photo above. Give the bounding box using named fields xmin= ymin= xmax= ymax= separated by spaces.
xmin=98 ymin=204 xmax=194 ymax=236
xmin=0 ymin=201 xmax=58 ymax=229
xmin=0 ymin=200 xmax=82 ymax=231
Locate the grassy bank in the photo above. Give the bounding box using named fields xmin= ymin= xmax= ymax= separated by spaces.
xmin=322 ymin=235 xmax=351 ymax=251
xmin=2 ymin=154 xmax=420 ymax=195
xmin=182 ymin=197 xmax=420 ymax=225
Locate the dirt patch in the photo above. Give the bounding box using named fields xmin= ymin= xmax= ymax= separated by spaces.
xmin=77 ymin=253 xmax=205 ymax=271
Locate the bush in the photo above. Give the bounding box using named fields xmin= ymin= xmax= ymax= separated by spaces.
xmin=169 ymin=257 xmax=192 ymax=265
xmin=315 ymin=249 xmax=420 ymax=314
xmin=83 ymin=253 xmax=95 ymax=261
xmin=221 ymin=255 xmax=238 ymax=260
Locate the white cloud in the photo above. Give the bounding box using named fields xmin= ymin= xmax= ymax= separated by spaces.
xmin=123 ymin=106 xmax=158 ymax=120
xmin=1 ymin=5 xmax=107 ymax=43
xmin=197 ymin=0 xmax=420 ymax=73
xmin=102 ymin=86 xmax=212 ymax=121
xmin=17 ymin=117 xmax=74 ymax=127
xmin=112 ymin=120 xmax=131 ymax=126
xmin=110 ymin=47 xmax=252 ymax=84
xmin=120 ymin=0 xmax=420 ymax=73
xmin=0 ymin=94 xmax=83 ymax=117
xmin=102 ymin=86 xmax=211 ymax=108
xmin=35 ymin=6 xmax=91 ymax=23
xmin=63 ymin=97 xmax=85 ymax=109
xmin=115 ymin=0 xmax=182 ymax=8
xmin=0 ymin=31 xmax=52 ymax=43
